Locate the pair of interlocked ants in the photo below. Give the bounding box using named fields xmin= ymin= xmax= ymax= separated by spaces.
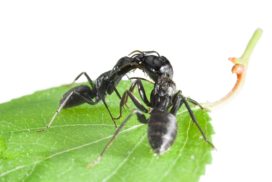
xmin=44 ymin=50 xmax=214 ymax=161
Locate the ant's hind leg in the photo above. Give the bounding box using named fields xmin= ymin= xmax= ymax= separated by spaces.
xmin=72 ymin=72 xmax=95 ymax=88
xmin=60 ymin=85 xmax=97 ymax=108
xmin=41 ymin=85 xmax=97 ymax=131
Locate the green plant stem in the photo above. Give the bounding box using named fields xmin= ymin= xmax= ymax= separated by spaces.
xmin=240 ymin=28 xmax=263 ymax=65
xmin=204 ymin=28 xmax=262 ymax=109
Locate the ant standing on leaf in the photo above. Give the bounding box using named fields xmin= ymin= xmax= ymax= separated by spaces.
xmin=89 ymin=65 xmax=214 ymax=167
xmin=44 ymin=50 xmax=175 ymax=129
xmin=42 ymin=51 xmax=214 ymax=166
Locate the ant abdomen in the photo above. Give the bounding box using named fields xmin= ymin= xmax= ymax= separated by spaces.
xmin=148 ymin=110 xmax=177 ymax=154
xmin=60 ymin=85 xmax=96 ymax=108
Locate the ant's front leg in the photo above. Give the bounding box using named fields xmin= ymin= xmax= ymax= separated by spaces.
xmin=114 ymin=90 xmax=149 ymax=119
xmin=129 ymin=78 xmax=152 ymax=107
xmin=114 ymin=90 xmax=149 ymax=120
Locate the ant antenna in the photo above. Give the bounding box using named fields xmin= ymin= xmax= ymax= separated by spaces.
xmin=129 ymin=77 xmax=154 ymax=84
xmin=128 ymin=50 xmax=161 ymax=58
xmin=128 ymin=50 xmax=144 ymax=57
xmin=142 ymin=51 xmax=160 ymax=57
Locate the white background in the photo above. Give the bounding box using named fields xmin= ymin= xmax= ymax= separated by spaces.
xmin=0 ymin=0 xmax=271 ymax=181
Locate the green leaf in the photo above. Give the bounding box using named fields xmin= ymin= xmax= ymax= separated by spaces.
xmin=0 ymin=81 xmax=213 ymax=182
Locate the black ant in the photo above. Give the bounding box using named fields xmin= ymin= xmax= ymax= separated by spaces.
xmin=43 ymin=51 xmax=213 ymax=166
xmin=45 ymin=50 xmax=174 ymax=129
xmin=88 ymin=57 xmax=214 ymax=167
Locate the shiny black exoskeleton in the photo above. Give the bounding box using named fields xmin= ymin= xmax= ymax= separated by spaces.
xmin=46 ymin=51 xmax=174 ymax=129
xmin=109 ymin=75 xmax=213 ymax=155
xmin=92 ymin=60 xmax=214 ymax=163
xmin=112 ymin=50 xmax=173 ymax=82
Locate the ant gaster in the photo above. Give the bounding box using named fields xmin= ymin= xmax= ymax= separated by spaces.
xmin=45 ymin=51 xmax=174 ymax=129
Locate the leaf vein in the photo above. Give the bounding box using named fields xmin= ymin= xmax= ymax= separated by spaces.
xmin=0 ymin=124 xmax=143 ymax=178
xmin=102 ymin=133 xmax=146 ymax=182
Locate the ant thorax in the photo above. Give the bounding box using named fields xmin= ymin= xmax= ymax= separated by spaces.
xmin=154 ymin=76 xmax=176 ymax=97
xmin=150 ymin=75 xmax=176 ymax=111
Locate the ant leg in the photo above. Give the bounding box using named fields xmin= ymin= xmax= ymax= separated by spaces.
xmin=101 ymin=98 xmax=118 ymax=128
xmin=171 ymin=91 xmax=215 ymax=148
xmin=42 ymin=85 xmax=98 ymax=130
xmin=186 ymin=97 xmax=205 ymax=110
xmin=87 ymin=109 xmax=146 ymax=168
xmin=44 ymin=91 xmax=74 ymax=130
xmin=114 ymin=90 xmax=149 ymax=120
xmin=136 ymin=112 xmax=148 ymax=124
xmin=126 ymin=90 xmax=149 ymax=113
xmin=47 ymin=87 xmax=118 ymax=130
xmin=74 ymin=72 xmax=121 ymax=127
xmin=181 ymin=94 xmax=215 ymax=148
xmin=114 ymin=87 xmax=130 ymax=109
xmin=72 ymin=72 xmax=95 ymax=88
xmin=60 ymin=85 xmax=97 ymax=108
xmin=114 ymin=87 xmax=122 ymax=100
xmin=129 ymin=79 xmax=151 ymax=107
xmin=170 ymin=91 xmax=184 ymax=115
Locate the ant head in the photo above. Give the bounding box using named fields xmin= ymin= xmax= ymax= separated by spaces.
xmin=129 ymin=50 xmax=174 ymax=81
